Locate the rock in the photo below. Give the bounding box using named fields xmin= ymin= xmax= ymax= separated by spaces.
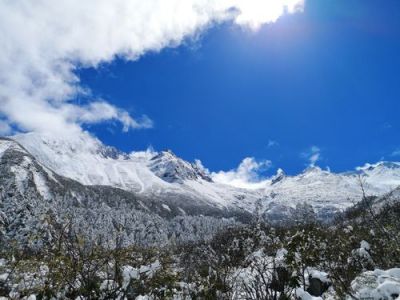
xmin=307 ymin=277 xmax=331 ymax=297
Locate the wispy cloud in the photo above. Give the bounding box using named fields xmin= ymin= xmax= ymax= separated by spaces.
xmin=267 ymin=139 xmax=279 ymax=148
xmin=0 ymin=0 xmax=304 ymax=136
xmin=212 ymin=157 xmax=271 ymax=189
xmin=391 ymin=149 xmax=400 ymax=157
xmin=302 ymin=146 xmax=321 ymax=167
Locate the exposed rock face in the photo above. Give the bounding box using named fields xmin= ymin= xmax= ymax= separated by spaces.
xmin=149 ymin=150 xmax=212 ymax=183
xmin=271 ymin=168 xmax=286 ymax=185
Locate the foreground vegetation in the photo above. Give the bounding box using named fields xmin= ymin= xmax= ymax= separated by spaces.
xmin=0 ymin=192 xmax=399 ymax=299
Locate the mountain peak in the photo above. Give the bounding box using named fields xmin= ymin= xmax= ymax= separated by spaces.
xmin=357 ymin=161 xmax=400 ymax=172
xmin=271 ymin=168 xmax=286 ymax=185
xmin=151 ymin=149 xmax=177 ymax=160
xmin=149 ymin=150 xmax=212 ymax=183
xmin=302 ymin=165 xmax=323 ymax=175
xmin=371 ymin=161 xmax=400 ymax=170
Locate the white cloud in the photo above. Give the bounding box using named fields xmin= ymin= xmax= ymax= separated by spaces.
xmin=233 ymin=0 xmax=304 ymax=30
xmin=129 ymin=147 xmax=157 ymax=160
xmin=194 ymin=159 xmax=211 ymax=174
xmin=302 ymin=146 xmax=321 ymax=167
xmin=212 ymin=157 xmax=271 ymax=189
xmin=60 ymin=101 xmax=153 ymax=132
xmin=0 ymin=0 xmax=303 ymax=136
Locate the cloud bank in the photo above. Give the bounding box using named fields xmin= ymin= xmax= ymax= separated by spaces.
xmin=0 ymin=0 xmax=303 ymax=135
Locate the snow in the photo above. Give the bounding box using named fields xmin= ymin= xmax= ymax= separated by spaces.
xmin=162 ymin=204 xmax=171 ymax=212
xmin=0 ymin=139 xmax=27 ymax=161
xmin=357 ymin=162 xmax=400 ymax=193
xmin=0 ymin=258 xmax=6 ymax=267
xmin=352 ymin=240 xmax=373 ymax=265
xmin=0 ymin=140 xmax=11 ymax=160
xmin=361 ymin=240 xmax=371 ymax=251
xmin=122 ymin=265 xmax=139 ymax=289
xmin=275 ymin=248 xmax=288 ymax=267
xmin=8 ymin=154 xmax=52 ymax=199
xmin=10 ymin=132 xmax=400 ymax=220
xmin=10 ymin=164 xmax=29 ymax=194
xmin=232 ymin=248 xmax=290 ymax=298
xmin=100 ymin=280 xmax=118 ymax=291
xmin=307 ymin=269 xmax=330 ymax=284
xmin=139 ymin=260 xmax=161 ymax=277
xmin=121 ymin=261 xmax=160 ymax=290
xmin=32 ymin=170 xmax=51 ymax=199
xmin=295 ymin=288 xmax=323 ymax=300
xmin=351 ymin=268 xmax=400 ymax=299
xmin=0 ymin=273 xmax=9 ymax=281
xmin=12 ymin=132 xmax=173 ymax=193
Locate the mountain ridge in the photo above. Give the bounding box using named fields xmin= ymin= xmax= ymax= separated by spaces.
xmin=9 ymin=133 xmax=400 ymax=216
xmin=0 ymin=136 xmax=245 ymax=249
xmin=2 ymin=132 xmax=400 ymax=249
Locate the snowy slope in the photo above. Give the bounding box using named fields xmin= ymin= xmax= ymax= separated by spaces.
xmin=12 ymin=132 xmax=210 ymax=194
xmin=0 ymin=137 xmax=240 ymax=248
xmin=262 ymin=167 xmax=362 ymax=217
xmin=12 ymin=132 xmax=159 ymax=192
xmin=0 ymin=138 xmax=27 ymax=160
xmin=12 ymin=132 xmax=258 ymax=210
xmin=357 ymin=162 xmax=400 ymax=193
xmin=10 ymin=132 xmax=400 ymax=220
xmin=2 ymin=134 xmax=400 ymax=251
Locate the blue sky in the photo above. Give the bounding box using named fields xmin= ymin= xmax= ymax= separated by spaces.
xmin=76 ymin=0 xmax=400 ymax=175
xmin=2 ymin=0 xmax=400 ymax=176
xmin=78 ymin=0 xmax=400 ymax=175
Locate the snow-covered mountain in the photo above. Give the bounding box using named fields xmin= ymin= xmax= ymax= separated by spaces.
xmin=0 ymin=136 xmax=242 ymax=249
xmin=9 ymin=132 xmax=400 ymax=222
xmin=2 ymin=132 xmax=400 ymax=249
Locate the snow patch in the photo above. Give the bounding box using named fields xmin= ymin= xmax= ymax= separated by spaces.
xmin=122 ymin=266 xmax=139 ymax=289
xmin=162 ymin=204 xmax=171 ymax=212
xmin=352 ymin=268 xmax=400 ymax=299
xmin=295 ymin=288 xmax=323 ymax=300
xmin=306 ymin=268 xmax=331 ymax=285
xmin=32 ymin=171 xmax=51 ymax=199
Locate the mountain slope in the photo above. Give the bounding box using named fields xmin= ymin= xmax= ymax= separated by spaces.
xmin=9 ymin=132 xmax=400 ymax=222
xmin=0 ymin=137 xmax=242 ymax=250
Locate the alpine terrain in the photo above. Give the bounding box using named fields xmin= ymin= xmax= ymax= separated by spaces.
xmin=1 ymin=132 xmax=400 ymax=248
